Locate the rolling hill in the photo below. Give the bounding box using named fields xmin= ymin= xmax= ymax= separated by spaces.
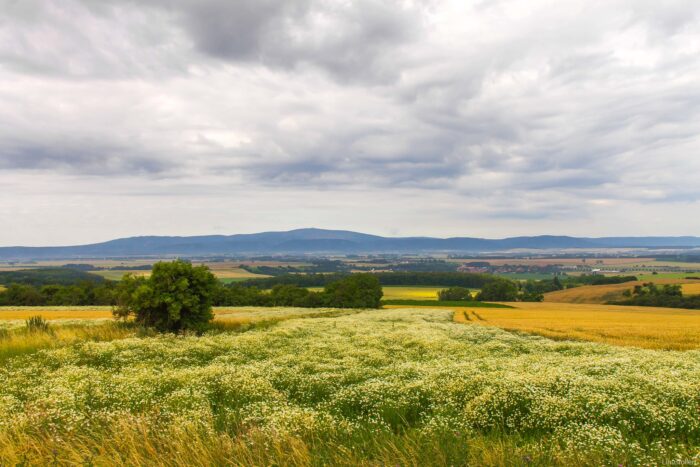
xmin=1 ymin=228 xmax=699 ymax=260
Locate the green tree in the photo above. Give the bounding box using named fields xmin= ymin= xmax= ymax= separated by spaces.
xmin=476 ymin=279 xmax=518 ymax=301
xmin=114 ymin=260 xmax=217 ymax=332
xmin=437 ymin=286 xmax=472 ymax=301
xmin=323 ymin=274 xmax=383 ymax=308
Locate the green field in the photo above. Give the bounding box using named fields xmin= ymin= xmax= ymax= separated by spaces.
xmin=634 ymin=272 xmax=700 ymax=280
xmin=0 ymin=307 xmax=699 ymax=465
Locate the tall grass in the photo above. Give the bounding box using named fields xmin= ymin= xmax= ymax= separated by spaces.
xmin=2 ymin=417 xmax=681 ymax=466
xmin=0 ymin=322 xmax=135 ymax=362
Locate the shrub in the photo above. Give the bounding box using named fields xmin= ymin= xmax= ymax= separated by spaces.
xmin=437 ymin=287 xmax=472 ymax=301
xmin=476 ymin=279 xmax=519 ymax=301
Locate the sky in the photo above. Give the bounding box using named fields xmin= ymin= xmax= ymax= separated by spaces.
xmin=1 ymin=0 xmax=700 ymax=246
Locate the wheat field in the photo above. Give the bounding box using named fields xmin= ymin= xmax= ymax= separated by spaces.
xmin=451 ymin=301 xmax=700 ymax=350
xmin=543 ymin=279 xmax=700 ymax=304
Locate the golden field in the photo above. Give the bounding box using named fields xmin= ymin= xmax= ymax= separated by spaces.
xmin=451 ymin=301 xmax=700 ymax=350
xmin=308 ymin=286 xmax=448 ymax=300
xmin=682 ymin=282 xmax=700 ymax=295
xmin=380 ymin=286 xmax=443 ymax=300
xmin=543 ymin=279 xmax=700 ymax=304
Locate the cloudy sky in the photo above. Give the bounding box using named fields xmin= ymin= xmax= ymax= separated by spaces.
xmin=1 ymin=0 xmax=699 ymax=245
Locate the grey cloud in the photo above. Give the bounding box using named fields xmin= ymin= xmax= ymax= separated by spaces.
xmin=169 ymin=0 xmax=421 ymax=83
xmin=0 ymin=144 xmax=169 ymax=175
xmin=1 ymin=0 xmax=700 ymax=241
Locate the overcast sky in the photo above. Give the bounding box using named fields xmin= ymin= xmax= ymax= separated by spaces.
xmin=1 ymin=0 xmax=699 ymax=245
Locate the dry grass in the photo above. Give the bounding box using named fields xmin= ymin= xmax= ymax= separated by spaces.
xmin=544 ymin=279 xmax=700 ymax=304
xmin=0 ymin=322 xmax=135 ymax=362
xmin=0 ymin=306 xmax=113 ymax=320
xmin=0 ymin=417 xmax=557 ymax=467
xmin=452 ymin=302 xmax=700 ymax=350
xmin=0 ymin=306 xmax=338 ymax=322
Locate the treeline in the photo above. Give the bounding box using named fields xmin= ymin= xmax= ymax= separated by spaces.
xmin=0 ymin=282 xmax=117 ymax=306
xmin=520 ymin=274 xmax=638 ymax=296
xmin=0 ymin=272 xmax=384 ymax=308
xmin=0 ymin=268 xmax=105 ymax=287
xmin=214 ymin=274 xmax=382 ymax=308
xmin=611 ymin=282 xmax=700 ymax=309
xmin=571 ymin=274 xmax=638 ymax=286
xmin=241 ymin=272 xmax=497 ymax=289
xmin=241 ymin=260 xmax=349 ymax=276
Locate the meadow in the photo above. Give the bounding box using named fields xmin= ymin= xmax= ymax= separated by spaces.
xmin=0 ymin=307 xmax=699 ymax=465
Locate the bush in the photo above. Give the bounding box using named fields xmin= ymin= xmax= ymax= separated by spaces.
xmin=323 ymin=274 xmax=383 ymax=308
xmin=476 ymin=279 xmax=519 ymax=301
xmin=437 ymin=287 xmax=472 ymax=301
xmin=114 ymin=260 xmax=218 ymax=332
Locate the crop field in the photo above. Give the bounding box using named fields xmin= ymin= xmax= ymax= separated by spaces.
xmin=0 ymin=307 xmax=699 ymax=465
xmin=307 ymin=286 xmax=456 ymax=300
xmin=543 ymin=279 xmax=700 ymax=304
xmin=447 ymin=257 xmax=656 ymax=267
xmin=683 ymin=283 xmax=700 ymax=295
xmin=449 ymin=301 xmax=700 ymax=350
xmin=92 ymin=266 xmax=268 ymax=282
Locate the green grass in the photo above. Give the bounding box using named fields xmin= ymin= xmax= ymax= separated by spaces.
xmin=635 ymin=272 xmax=700 ymax=280
xmin=382 ymin=299 xmax=513 ymax=308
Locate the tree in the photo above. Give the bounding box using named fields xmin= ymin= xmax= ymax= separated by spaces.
xmin=437 ymin=286 xmax=472 ymax=301
xmin=323 ymin=274 xmax=383 ymax=308
xmin=114 ymin=260 xmax=217 ymax=332
xmin=476 ymin=279 xmax=518 ymax=301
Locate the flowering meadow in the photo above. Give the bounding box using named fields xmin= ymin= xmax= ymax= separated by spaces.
xmin=0 ymin=307 xmax=699 ymax=465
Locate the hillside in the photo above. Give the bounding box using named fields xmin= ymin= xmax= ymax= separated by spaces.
xmin=2 ymin=228 xmax=700 ymax=260
xmin=544 ymin=279 xmax=700 ymax=304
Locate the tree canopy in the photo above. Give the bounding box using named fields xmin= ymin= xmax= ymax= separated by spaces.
xmin=114 ymin=260 xmax=217 ymax=332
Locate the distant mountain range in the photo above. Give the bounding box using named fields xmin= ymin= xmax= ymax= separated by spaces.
xmin=1 ymin=228 xmax=700 ymax=260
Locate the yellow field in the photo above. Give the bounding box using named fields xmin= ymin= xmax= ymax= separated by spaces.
xmin=450 ymin=302 xmax=700 ymax=350
xmin=307 ymin=286 xmax=451 ymax=300
xmin=0 ymin=306 xmax=113 ymax=320
xmin=381 ymin=286 xmax=444 ymax=300
xmin=0 ymin=306 xmax=333 ymax=323
xmin=544 ymin=279 xmax=700 ymax=304
xmin=682 ymin=283 xmax=700 ymax=295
